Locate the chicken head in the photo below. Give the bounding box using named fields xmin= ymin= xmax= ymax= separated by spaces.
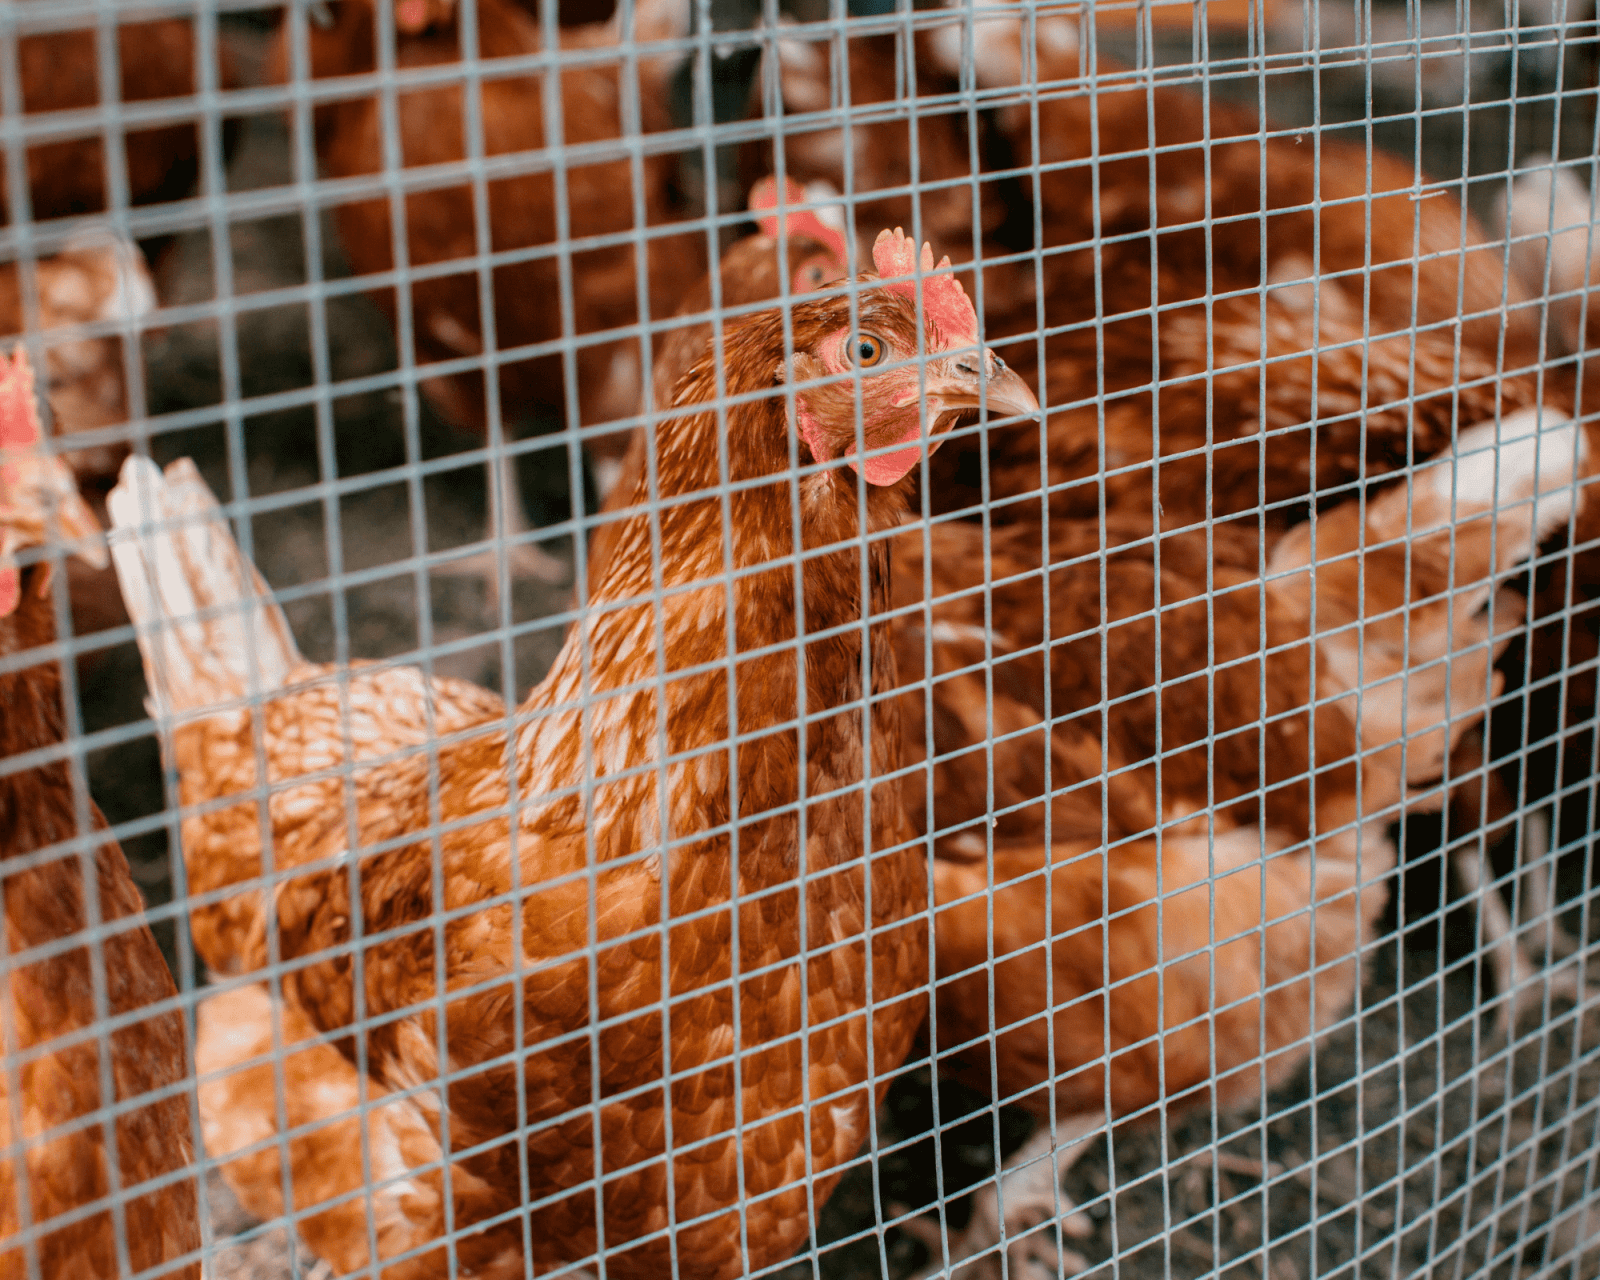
xmin=788 ymin=227 xmax=1037 ymax=486
xmin=749 ymin=174 xmax=851 ymax=293
xmin=0 ymin=349 xmax=105 ymax=617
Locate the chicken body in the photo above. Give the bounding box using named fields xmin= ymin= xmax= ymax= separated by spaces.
xmin=9 ymin=19 xmax=225 ymax=226
xmin=893 ymin=404 xmax=1586 ymax=1277
xmin=0 ymin=354 xmax=199 ymax=1280
xmin=275 ymin=0 xmax=702 ymax=580
xmin=111 ymin=236 xmax=1035 ymax=1276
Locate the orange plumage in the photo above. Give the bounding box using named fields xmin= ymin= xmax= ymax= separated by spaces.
xmin=892 ymin=401 xmax=1586 ymax=1277
xmin=110 ymin=229 xmax=1036 ymax=1276
xmin=855 ymin=17 xmax=1587 ymax=1273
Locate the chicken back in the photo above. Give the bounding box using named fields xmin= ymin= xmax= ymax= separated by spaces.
xmin=273 ymin=0 xmax=703 ymax=448
xmin=585 ymin=174 xmax=853 ymax=587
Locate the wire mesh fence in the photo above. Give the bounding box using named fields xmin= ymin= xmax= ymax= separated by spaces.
xmin=0 ymin=0 xmax=1598 ymax=1277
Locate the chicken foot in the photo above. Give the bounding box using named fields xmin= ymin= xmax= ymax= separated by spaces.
xmin=903 ymin=1111 xmax=1105 ymax=1280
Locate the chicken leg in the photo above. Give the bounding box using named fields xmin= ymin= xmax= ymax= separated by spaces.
xmin=1453 ymin=808 xmax=1595 ymax=1045
xmin=904 ymin=1112 xmax=1104 ymax=1280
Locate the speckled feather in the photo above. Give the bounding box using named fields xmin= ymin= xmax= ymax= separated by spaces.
xmin=111 ymin=285 xmax=948 ymax=1276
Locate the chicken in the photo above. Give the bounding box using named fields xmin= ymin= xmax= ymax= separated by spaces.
xmin=9 ymin=18 xmax=237 ymax=265
xmin=744 ymin=16 xmax=1007 ymax=260
xmin=0 ymin=350 xmax=200 ymax=1280
xmin=0 ymin=233 xmax=157 ymax=658
xmin=891 ymin=404 xmax=1586 ymax=1277
xmin=0 ymin=233 xmax=156 ymax=495
xmin=111 ymin=228 xmax=1039 ymax=1277
xmin=271 ymin=0 xmax=704 ymax=587
xmin=910 ymin=6 xmax=1547 ymax=527
xmin=584 ymin=174 xmax=851 ymax=587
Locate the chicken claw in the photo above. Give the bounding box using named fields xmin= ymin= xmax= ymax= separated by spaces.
xmin=906 ymin=1112 xmax=1104 ymax=1279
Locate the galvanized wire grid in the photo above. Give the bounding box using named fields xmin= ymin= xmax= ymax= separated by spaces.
xmin=0 ymin=0 xmax=1598 ymax=1277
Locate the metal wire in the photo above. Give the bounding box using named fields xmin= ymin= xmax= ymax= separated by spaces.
xmin=0 ymin=0 xmax=1597 ymax=1277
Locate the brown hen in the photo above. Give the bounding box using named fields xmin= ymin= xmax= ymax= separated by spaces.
xmin=891 ymin=404 xmax=1586 ymax=1278
xmin=110 ymin=228 xmax=1038 ymax=1277
xmin=0 ymin=351 xmax=200 ymax=1280
xmin=269 ymin=0 xmax=703 ymax=587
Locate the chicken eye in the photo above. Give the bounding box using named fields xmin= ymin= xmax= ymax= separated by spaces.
xmin=854 ymin=335 xmax=885 ymax=367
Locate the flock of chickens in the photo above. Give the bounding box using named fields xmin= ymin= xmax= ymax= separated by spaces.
xmin=1 ymin=1 xmax=1599 ymax=1278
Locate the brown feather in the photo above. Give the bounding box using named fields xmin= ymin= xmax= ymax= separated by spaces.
xmin=0 ymin=572 xmax=200 ymax=1280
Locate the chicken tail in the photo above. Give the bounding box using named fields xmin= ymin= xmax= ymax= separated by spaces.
xmin=106 ymin=455 xmax=301 ymax=722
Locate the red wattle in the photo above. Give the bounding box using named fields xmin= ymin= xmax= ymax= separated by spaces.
xmin=847 ymin=424 xmax=926 ymax=486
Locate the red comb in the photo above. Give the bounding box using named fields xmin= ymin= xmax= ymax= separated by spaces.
xmin=0 ymin=349 xmax=39 ymax=452
xmin=871 ymin=228 xmax=978 ymax=346
xmin=749 ymin=177 xmax=849 ymax=266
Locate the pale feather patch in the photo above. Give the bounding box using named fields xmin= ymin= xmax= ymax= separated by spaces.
xmin=1436 ymin=406 xmax=1584 ymax=539
xmin=428 ymin=312 xmax=483 ymax=357
xmin=108 ymin=455 xmax=302 ymax=720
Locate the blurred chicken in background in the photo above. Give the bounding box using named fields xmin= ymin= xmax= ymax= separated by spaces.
xmin=743 ymin=9 xmax=1018 ymax=276
xmin=268 ymin=0 xmax=706 ymax=592
xmin=893 ymin=405 xmax=1587 ymax=1279
xmin=0 ymin=232 xmax=155 ymax=656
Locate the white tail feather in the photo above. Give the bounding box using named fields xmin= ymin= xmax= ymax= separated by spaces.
xmin=107 ymin=455 xmax=301 ymax=722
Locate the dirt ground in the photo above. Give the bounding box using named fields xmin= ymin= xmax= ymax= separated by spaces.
xmin=57 ymin=7 xmax=1600 ymax=1279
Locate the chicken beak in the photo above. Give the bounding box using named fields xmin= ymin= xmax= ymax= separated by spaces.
xmin=926 ymin=352 xmax=1040 ymax=429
